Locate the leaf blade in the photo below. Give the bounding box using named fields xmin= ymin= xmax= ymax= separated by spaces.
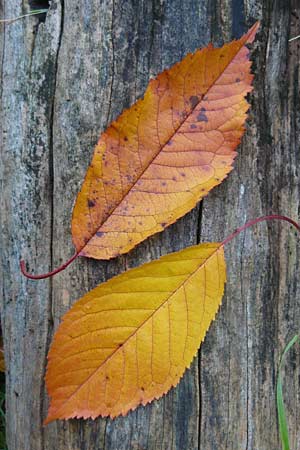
xmin=45 ymin=242 xmax=226 ymax=423
xmin=72 ymin=23 xmax=259 ymax=260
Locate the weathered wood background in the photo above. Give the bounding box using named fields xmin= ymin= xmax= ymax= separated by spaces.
xmin=1 ymin=0 xmax=300 ymax=449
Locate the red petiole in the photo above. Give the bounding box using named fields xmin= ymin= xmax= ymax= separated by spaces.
xmin=20 ymin=214 xmax=300 ymax=280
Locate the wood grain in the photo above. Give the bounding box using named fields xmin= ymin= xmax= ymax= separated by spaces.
xmin=0 ymin=0 xmax=299 ymax=449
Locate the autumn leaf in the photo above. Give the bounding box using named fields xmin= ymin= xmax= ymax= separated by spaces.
xmin=21 ymin=22 xmax=259 ymax=279
xmin=44 ymin=215 xmax=300 ymax=423
xmin=45 ymin=242 xmax=226 ymax=423
xmin=72 ymin=23 xmax=258 ymax=260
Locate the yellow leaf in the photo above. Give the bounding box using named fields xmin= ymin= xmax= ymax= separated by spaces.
xmin=45 ymin=242 xmax=226 ymax=423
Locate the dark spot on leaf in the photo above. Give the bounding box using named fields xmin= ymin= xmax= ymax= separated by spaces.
xmin=200 ymin=107 xmax=206 ymax=112
xmin=180 ymin=172 xmax=186 ymax=177
xmin=190 ymin=123 xmax=197 ymax=129
xmin=96 ymin=231 xmax=104 ymax=237
xmin=161 ymin=181 xmax=167 ymax=186
xmin=88 ymin=199 xmax=95 ymax=208
xmin=141 ymin=387 xmax=145 ymax=391
xmin=197 ymin=112 xmax=208 ymax=122
xmin=138 ymin=221 xmax=143 ymax=225
xmin=236 ymin=78 xmax=241 ymax=82
xmin=161 ymin=222 xmax=167 ymax=227
xmin=106 ymin=376 xmax=110 ymax=381
xmin=124 ymin=136 xmax=128 ymax=141
xmin=172 ymin=176 xmax=177 ymax=181
xmin=189 ymin=95 xmax=199 ymax=108
xmin=167 ymin=140 xmax=173 ymax=146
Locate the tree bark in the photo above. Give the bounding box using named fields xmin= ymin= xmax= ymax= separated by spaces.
xmin=1 ymin=0 xmax=300 ymax=449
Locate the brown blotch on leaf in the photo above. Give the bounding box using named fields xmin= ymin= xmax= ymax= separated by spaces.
xmin=96 ymin=231 xmax=104 ymax=237
xmin=124 ymin=136 xmax=128 ymax=141
xmin=189 ymin=95 xmax=199 ymax=108
xmin=197 ymin=111 xmax=208 ymax=122
xmin=190 ymin=123 xmax=197 ymax=129
xmin=88 ymin=199 xmax=95 ymax=208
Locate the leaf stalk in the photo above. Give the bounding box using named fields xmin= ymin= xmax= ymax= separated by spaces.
xmin=20 ymin=214 xmax=300 ymax=280
xmin=221 ymin=214 xmax=300 ymax=246
xmin=20 ymin=252 xmax=79 ymax=280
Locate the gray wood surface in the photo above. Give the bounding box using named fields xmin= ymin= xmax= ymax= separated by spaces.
xmin=1 ymin=0 xmax=300 ymax=449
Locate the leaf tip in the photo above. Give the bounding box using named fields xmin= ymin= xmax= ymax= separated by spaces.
xmin=245 ymin=21 xmax=260 ymax=44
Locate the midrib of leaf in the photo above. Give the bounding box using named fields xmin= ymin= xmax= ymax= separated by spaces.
xmin=78 ymin=31 xmax=253 ymax=253
xmin=50 ymin=243 xmax=224 ymax=414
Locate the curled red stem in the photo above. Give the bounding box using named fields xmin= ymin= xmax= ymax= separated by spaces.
xmin=222 ymin=214 xmax=300 ymax=247
xmin=20 ymin=214 xmax=300 ymax=280
xmin=20 ymin=252 xmax=79 ymax=280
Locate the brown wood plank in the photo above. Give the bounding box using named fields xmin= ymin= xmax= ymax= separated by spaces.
xmin=0 ymin=0 xmax=300 ymax=449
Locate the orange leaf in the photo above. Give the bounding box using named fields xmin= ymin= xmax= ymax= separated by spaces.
xmin=45 ymin=242 xmax=226 ymax=423
xmin=72 ymin=23 xmax=259 ymax=260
